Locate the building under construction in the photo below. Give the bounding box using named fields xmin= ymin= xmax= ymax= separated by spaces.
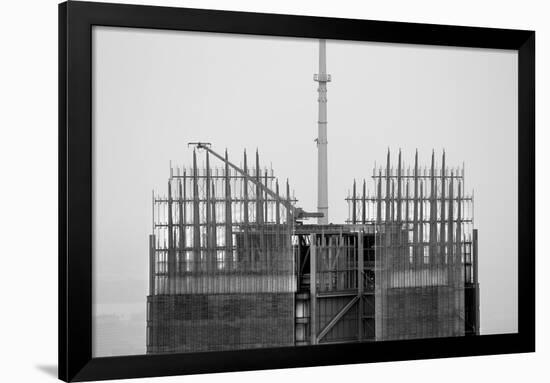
xmin=146 ymin=41 xmax=480 ymax=354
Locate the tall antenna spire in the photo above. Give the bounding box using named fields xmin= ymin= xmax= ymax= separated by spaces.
xmin=315 ymin=39 xmax=331 ymax=224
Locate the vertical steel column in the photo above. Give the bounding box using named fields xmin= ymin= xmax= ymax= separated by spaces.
xmin=376 ymin=170 xmax=382 ymax=224
xmin=256 ymin=150 xmax=263 ymax=224
xmin=211 ymin=182 xmax=217 ymax=271
xmin=264 ymin=171 xmax=269 ymax=223
xmin=405 ymin=180 xmax=410 ymax=263
xmin=391 ymin=180 xmax=395 ymax=222
xmin=440 ymin=151 xmax=446 ymax=260
xmin=397 ymin=150 xmax=402 ymax=222
xmin=151 ymin=190 xmax=155 ymax=239
xmin=192 ymin=150 xmax=200 ymax=272
xmin=473 ymin=229 xmax=480 ymax=335
xmin=243 ymin=151 xmax=250 ymax=268
xmin=275 ymin=180 xmax=280 ymax=262
xmin=178 ymin=176 xmax=186 ymax=275
xmin=264 ymin=170 xmax=270 ymax=268
xmin=429 ymin=151 xmax=437 ymax=263
xmin=310 ymin=233 xmax=317 ymax=345
xmin=205 ymin=152 xmax=212 ymax=272
xmin=419 ymin=181 xmax=424 ymax=262
xmin=405 ymin=181 xmax=410 ymax=224
xmin=256 ymin=151 xmax=265 ymax=269
xmin=448 ymin=172 xmax=455 ymax=263
xmin=362 ymin=180 xmax=367 ymax=224
xmin=167 ymin=181 xmax=175 ymax=293
xmin=385 ymin=150 xmax=391 ymax=222
xmin=352 ymin=180 xmax=357 ymax=224
xmin=413 ymin=150 xmax=419 ymax=263
xmin=286 ymin=180 xmax=292 ymax=274
xmin=456 ymin=181 xmax=462 ymax=262
xmin=149 ymin=234 xmax=156 ymax=296
xmin=357 ymin=231 xmax=364 ymax=341
xmin=224 ymin=150 xmax=233 ymax=270
xmin=275 ymin=180 xmax=281 ymax=225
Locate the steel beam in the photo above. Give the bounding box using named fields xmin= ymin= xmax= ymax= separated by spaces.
xmin=473 ymin=229 xmax=480 ymax=335
xmin=310 ymin=234 xmax=317 ymax=345
xmin=149 ymin=234 xmax=155 ymax=295
xmin=357 ymin=232 xmax=364 ymax=341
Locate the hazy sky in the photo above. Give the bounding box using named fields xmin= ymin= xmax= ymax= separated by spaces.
xmin=92 ymin=26 xmax=518 ymax=356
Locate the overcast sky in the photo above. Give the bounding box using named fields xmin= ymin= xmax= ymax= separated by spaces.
xmin=92 ymin=26 xmax=518 ymax=356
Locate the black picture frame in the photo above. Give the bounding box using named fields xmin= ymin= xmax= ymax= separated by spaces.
xmin=59 ymin=1 xmax=535 ymax=381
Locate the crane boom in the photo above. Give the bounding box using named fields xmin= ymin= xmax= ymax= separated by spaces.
xmin=189 ymin=142 xmax=323 ymax=221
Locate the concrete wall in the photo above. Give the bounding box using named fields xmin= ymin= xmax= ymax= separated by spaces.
xmin=147 ymin=293 xmax=294 ymax=353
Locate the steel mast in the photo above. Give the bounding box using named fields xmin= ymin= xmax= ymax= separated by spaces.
xmin=314 ymin=39 xmax=331 ymax=224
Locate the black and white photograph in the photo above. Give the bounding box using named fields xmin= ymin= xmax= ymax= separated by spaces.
xmin=2 ymin=0 xmax=546 ymax=382
xmin=91 ymin=27 xmax=518 ymax=357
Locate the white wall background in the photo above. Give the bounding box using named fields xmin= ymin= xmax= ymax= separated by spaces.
xmin=0 ymin=0 xmax=548 ymax=382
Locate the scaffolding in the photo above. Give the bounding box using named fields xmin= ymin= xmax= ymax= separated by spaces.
xmin=150 ymin=149 xmax=297 ymax=295
xmin=147 ymin=149 xmax=298 ymax=353
xmin=345 ymin=150 xmax=476 ymax=340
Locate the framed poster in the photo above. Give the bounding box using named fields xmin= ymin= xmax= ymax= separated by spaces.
xmin=59 ymin=1 xmax=535 ymax=381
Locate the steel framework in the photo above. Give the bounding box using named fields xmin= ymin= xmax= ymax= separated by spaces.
xmin=147 ymin=148 xmax=479 ymax=353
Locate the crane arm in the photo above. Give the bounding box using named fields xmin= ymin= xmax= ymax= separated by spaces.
xmin=189 ymin=142 xmax=323 ymax=221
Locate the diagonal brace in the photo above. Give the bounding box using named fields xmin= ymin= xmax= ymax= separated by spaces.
xmin=316 ymin=295 xmax=359 ymax=343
